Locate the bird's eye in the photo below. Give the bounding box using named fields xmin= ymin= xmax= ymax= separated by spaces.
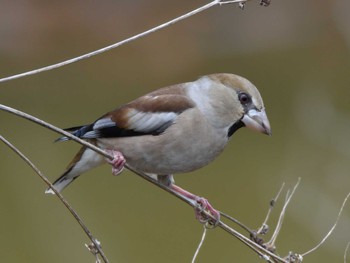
xmin=239 ymin=93 xmax=251 ymax=104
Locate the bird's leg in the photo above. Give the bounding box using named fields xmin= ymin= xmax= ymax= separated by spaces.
xmin=105 ymin=149 xmax=126 ymax=176
xmin=170 ymin=184 xmax=220 ymax=226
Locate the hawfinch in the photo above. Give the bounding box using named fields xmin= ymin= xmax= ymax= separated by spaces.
xmin=46 ymin=73 xmax=271 ymax=223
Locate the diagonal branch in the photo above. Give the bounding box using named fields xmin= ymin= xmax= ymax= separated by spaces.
xmin=0 ymin=0 xmax=258 ymax=84
xmin=0 ymin=102 xmax=287 ymax=262
xmin=0 ymin=135 xmax=109 ymax=263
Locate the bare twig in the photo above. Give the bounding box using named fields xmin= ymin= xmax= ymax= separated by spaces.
xmin=345 ymin=242 xmax=350 ymax=263
xmin=1 ymin=103 xmax=287 ymax=262
xmin=218 ymin=221 xmax=287 ymax=263
xmin=220 ymin=211 xmax=254 ymax=235
xmin=0 ymin=135 xmax=109 ymax=263
xmin=0 ymin=0 xmax=264 ymax=84
xmin=302 ymin=192 xmax=350 ymax=257
xmin=0 ymin=104 xmax=111 ymax=159
xmin=258 ymin=183 xmax=285 ymax=235
xmin=191 ymin=226 xmax=208 ymax=263
xmin=266 ymin=178 xmax=301 ymax=250
xmin=118 ymin=166 xmax=288 ymax=263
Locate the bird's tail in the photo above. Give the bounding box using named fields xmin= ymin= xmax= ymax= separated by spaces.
xmin=45 ymin=146 xmax=104 ymax=194
xmin=45 ymin=169 xmax=78 ymax=194
xmin=55 ymin=125 xmax=89 ymax=142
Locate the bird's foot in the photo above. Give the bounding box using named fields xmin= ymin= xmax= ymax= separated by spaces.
xmin=194 ymin=197 xmax=221 ymax=227
xmin=106 ymin=150 xmax=126 ymax=176
xmin=169 ymin=184 xmax=220 ymax=227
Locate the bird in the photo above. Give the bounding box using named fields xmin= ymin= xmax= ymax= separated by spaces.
xmin=46 ymin=73 xmax=271 ymax=224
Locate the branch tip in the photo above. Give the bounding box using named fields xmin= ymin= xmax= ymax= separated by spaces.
xmin=344 ymin=242 xmax=350 ymax=263
xmin=302 ymin=192 xmax=350 ymax=257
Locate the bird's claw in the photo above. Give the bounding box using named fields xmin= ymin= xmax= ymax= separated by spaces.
xmin=106 ymin=150 xmax=126 ymax=176
xmin=194 ymin=197 xmax=220 ymax=228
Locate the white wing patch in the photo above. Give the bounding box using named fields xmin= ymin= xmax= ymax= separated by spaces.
xmin=126 ymin=109 xmax=178 ymax=133
xmin=93 ymin=118 xmax=115 ymax=130
xmin=80 ymin=118 xmax=116 ymax=138
xmin=82 ymin=109 xmax=178 ymax=137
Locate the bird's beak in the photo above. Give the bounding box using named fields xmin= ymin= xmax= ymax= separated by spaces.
xmin=242 ymin=109 xmax=272 ymax=136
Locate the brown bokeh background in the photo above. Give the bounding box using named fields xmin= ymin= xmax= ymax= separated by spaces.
xmin=1 ymin=0 xmax=350 ymax=262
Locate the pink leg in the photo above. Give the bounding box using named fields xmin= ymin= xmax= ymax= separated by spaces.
xmin=170 ymin=184 xmax=220 ymax=226
xmin=105 ymin=150 xmax=126 ymax=176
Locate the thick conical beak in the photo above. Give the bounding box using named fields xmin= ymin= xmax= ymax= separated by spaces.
xmin=242 ymin=109 xmax=271 ymax=135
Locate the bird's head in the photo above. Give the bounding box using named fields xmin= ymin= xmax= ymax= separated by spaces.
xmin=206 ymin=73 xmax=271 ymax=137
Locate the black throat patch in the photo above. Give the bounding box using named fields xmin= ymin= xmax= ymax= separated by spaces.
xmin=227 ymin=120 xmax=245 ymax=137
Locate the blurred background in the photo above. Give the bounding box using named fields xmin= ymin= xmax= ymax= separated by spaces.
xmin=1 ymin=0 xmax=350 ymax=262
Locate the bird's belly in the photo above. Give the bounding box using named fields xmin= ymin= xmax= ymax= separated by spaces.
xmin=100 ymin=135 xmax=226 ymax=174
xmin=98 ymin=115 xmax=229 ymax=175
xmin=141 ymin=135 xmax=226 ymax=174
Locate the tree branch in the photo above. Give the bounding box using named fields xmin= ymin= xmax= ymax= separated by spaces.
xmin=1 ymin=102 xmax=289 ymax=262
xmin=0 ymin=0 xmax=262 ymax=84
xmin=0 ymin=135 xmax=109 ymax=263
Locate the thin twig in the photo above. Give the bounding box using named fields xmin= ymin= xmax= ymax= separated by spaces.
xmin=0 ymin=135 xmax=109 ymax=263
xmin=267 ymin=178 xmax=301 ymax=248
xmin=0 ymin=0 xmax=253 ymax=84
xmin=1 ymin=103 xmax=287 ymax=263
xmin=124 ymin=168 xmax=286 ymax=263
xmin=302 ymin=192 xmax=350 ymax=257
xmin=258 ymin=182 xmax=285 ymax=235
xmin=220 ymin=211 xmax=254 ymax=235
xmin=219 ymin=0 xmax=245 ymax=4
xmin=0 ymin=104 xmax=111 ymax=159
xmin=218 ymin=221 xmax=287 ymax=263
xmin=345 ymin=242 xmax=350 ymax=263
xmin=191 ymin=226 xmax=208 ymax=263
xmin=221 ymin=183 xmax=286 ymax=251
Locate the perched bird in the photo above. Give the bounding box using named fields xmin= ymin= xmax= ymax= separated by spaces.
xmin=46 ymin=73 xmax=271 ymax=224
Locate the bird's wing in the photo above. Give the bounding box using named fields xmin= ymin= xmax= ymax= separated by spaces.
xmin=60 ymin=94 xmax=195 ymax=140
